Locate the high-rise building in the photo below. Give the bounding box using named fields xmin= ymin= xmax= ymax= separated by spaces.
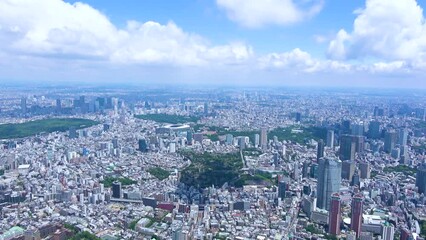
xmin=384 ymin=130 xmax=397 ymax=153
xmin=327 ymin=130 xmax=334 ymax=148
xmin=368 ymin=121 xmax=381 ymax=139
xmin=359 ymin=162 xmax=371 ymax=179
xmin=238 ymin=137 xmax=246 ymax=150
xmin=341 ymin=120 xmax=351 ymax=134
xmin=382 ymin=224 xmax=394 ymax=240
xmin=351 ymin=170 xmax=360 ymax=187
xmin=20 ymin=97 xmax=27 ymax=114
xmin=226 ymin=134 xmax=233 ymax=145
xmin=351 ymin=193 xmax=364 ymax=238
xmin=339 ymin=135 xmax=356 ymax=161
xmin=56 ymin=99 xmax=61 ymax=110
xmin=278 ymin=177 xmax=290 ymax=200
xmin=187 ymin=131 xmax=193 ymax=145
xmin=138 ymin=139 xmax=148 ymax=152
xmin=316 ymin=157 xmax=342 ymax=210
xmin=112 ymin=181 xmax=122 ymax=198
xmin=351 ymin=122 xmax=365 ymax=136
xmin=68 ymin=127 xmax=77 ymax=139
xmin=416 ymin=163 xmax=426 ymax=194
xmin=204 ymin=102 xmax=209 ymax=115
xmin=317 ymin=139 xmax=325 ymax=160
xmin=398 ymin=128 xmax=408 ymax=146
xmin=260 ymin=127 xmax=268 ymax=150
xmin=328 ymin=193 xmax=341 ymax=236
xmin=254 ymin=134 xmax=260 ymax=147
xmin=342 ymin=160 xmax=355 ymax=180
xmin=295 ymin=112 xmax=302 ymax=122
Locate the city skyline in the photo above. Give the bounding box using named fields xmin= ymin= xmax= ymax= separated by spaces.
xmin=2 ymin=0 xmax=426 ymax=87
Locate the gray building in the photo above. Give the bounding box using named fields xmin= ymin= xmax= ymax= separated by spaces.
xmin=316 ymin=157 xmax=342 ymax=210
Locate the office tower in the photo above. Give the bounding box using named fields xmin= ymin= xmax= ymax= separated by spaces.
xmin=382 ymin=224 xmax=394 ymax=240
xmin=328 ymin=193 xmax=341 ymax=236
xmin=351 ymin=122 xmax=365 ymax=136
xmin=339 ymin=135 xmax=356 ymax=161
xmin=138 ymin=139 xmax=148 ymax=152
xmin=260 ymin=127 xmax=268 ymax=150
xmin=273 ymin=152 xmax=279 ymax=166
xmin=278 ymin=178 xmax=289 ymax=200
xmin=20 ymin=97 xmax=27 ymax=114
xmin=112 ymin=182 xmax=122 ymax=198
xmin=341 ymin=120 xmax=351 ymax=134
xmin=316 ymin=157 xmax=342 ymax=210
xmin=384 ymin=130 xmax=397 ymax=153
xmin=342 ymin=160 xmax=355 ymax=180
xmin=254 ymin=134 xmax=260 ymax=147
xmin=359 ymin=162 xmax=371 ymax=179
xmin=238 ymin=137 xmax=246 ymax=150
xmin=169 ymin=142 xmax=176 ymax=153
xmin=68 ymin=127 xmax=77 ymax=139
xmin=415 ymin=108 xmax=426 ymax=120
xmin=351 ymin=194 xmax=364 ymax=238
xmin=225 ymin=134 xmax=233 ymax=145
xmin=187 ymin=131 xmax=193 ymax=145
xmin=204 ymin=102 xmax=209 ymax=115
xmin=398 ymin=128 xmax=408 ymax=146
xmin=295 ymin=112 xmax=302 ymax=122
xmin=400 ymin=145 xmax=408 ymax=164
xmin=79 ymin=96 xmax=85 ymax=106
xmin=416 ymin=163 xmax=426 ymax=194
xmin=351 ymin=170 xmax=360 ymax=187
xmin=310 ymin=163 xmax=318 ymax=179
xmin=56 ymin=99 xmax=61 ymax=110
xmin=368 ymin=121 xmax=381 ymax=139
xmin=317 ymin=139 xmax=325 ymax=160
xmin=327 ymin=130 xmax=334 ymax=148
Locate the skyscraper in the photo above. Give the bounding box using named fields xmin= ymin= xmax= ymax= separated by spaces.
xmin=368 ymin=121 xmax=381 ymax=139
xmin=351 ymin=194 xmax=364 ymax=238
xmin=260 ymin=127 xmax=268 ymax=150
xmin=112 ymin=181 xmax=122 ymax=199
xmin=278 ymin=178 xmax=289 ymax=200
xmin=327 ymin=130 xmax=334 ymax=148
xmin=254 ymin=134 xmax=260 ymax=147
xmin=317 ymin=139 xmax=325 ymax=160
xmin=416 ymin=163 xmax=426 ymax=194
xmin=316 ymin=157 xmax=342 ymax=210
xmin=20 ymin=97 xmax=27 ymax=114
xmin=382 ymin=223 xmax=394 ymax=240
xmin=328 ymin=193 xmax=341 ymax=236
xmin=398 ymin=128 xmax=408 ymax=146
xmin=138 ymin=139 xmax=148 ymax=152
xmin=351 ymin=122 xmax=365 ymax=136
xmin=56 ymin=99 xmax=61 ymax=110
xmin=341 ymin=160 xmax=355 ymax=180
xmin=187 ymin=131 xmax=193 ymax=145
xmin=384 ymin=130 xmax=397 ymax=153
xmin=359 ymin=162 xmax=371 ymax=179
xmin=339 ymin=135 xmax=356 ymax=161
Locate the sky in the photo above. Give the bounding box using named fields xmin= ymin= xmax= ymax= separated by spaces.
xmin=1 ymin=0 xmax=426 ymax=88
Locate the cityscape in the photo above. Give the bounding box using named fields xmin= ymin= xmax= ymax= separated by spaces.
xmin=0 ymin=86 xmax=425 ymax=240
xmin=1 ymin=0 xmax=426 ymax=240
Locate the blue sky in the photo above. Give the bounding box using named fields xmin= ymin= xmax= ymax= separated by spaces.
xmin=1 ymin=0 xmax=426 ymax=87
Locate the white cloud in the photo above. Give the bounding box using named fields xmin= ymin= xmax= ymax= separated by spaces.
xmin=258 ymin=48 xmax=352 ymax=73
xmin=328 ymin=0 xmax=426 ymax=63
xmin=0 ymin=0 xmax=253 ymax=66
xmin=216 ymin=0 xmax=323 ymax=28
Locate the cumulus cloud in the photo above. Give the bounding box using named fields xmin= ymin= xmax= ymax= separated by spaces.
xmin=216 ymin=0 xmax=323 ymax=28
xmin=328 ymin=0 xmax=426 ymax=63
xmin=0 ymin=0 xmax=253 ymax=66
xmin=258 ymin=48 xmax=351 ymax=73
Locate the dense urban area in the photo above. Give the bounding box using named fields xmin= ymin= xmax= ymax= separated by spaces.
xmin=0 ymin=85 xmax=425 ymax=240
